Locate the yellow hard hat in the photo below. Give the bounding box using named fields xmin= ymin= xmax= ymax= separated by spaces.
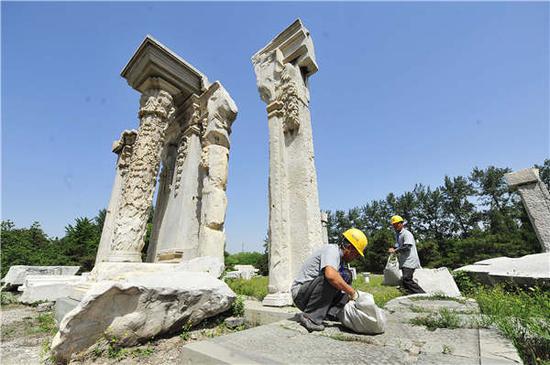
xmin=342 ymin=228 xmax=368 ymax=257
xmin=390 ymin=215 xmax=404 ymax=225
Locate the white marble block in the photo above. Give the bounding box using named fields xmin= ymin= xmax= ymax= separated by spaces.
xmin=1 ymin=266 xmax=80 ymax=290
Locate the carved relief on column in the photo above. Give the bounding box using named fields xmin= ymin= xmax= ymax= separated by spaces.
xmin=197 ymin=82 xmax=237 ymax=262
xmin=173 ymin=106 xmax=200 ymax=197
xmin=95 ymin=130 xmax=137 ymax=265
xmin=109 ymin=87 xmax=175 ymax=262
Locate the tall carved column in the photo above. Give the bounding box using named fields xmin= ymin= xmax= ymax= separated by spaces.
xmin=253 ymin=20 xmax=324 ymax=306
xmin=198 ymin=82 xmax=238 ymax=262
xmin=109 ymin=88 xmax=175 ymax=262
xmin=95 ymin=130 xmax=137 ymax=265
xmin=505 ymin=168 xmax=550 ymax=252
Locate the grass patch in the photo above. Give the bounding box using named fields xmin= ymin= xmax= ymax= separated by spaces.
xmin=225 ymin=276 xmax=268 ymax=301
xmin=472 ymin=285 xmax=549 ymax=365
xmin=410 ymin=308 xmax=462 ymax=331
xmin=1 ymin=312 xmax=57 ymax=341
xmin=352 ymin=274 xmax=402 ymax=307
xmin=408 ymin=293 xmax=467 ymax=304
xmin=225 ymin=274 xmax=402 ymax=307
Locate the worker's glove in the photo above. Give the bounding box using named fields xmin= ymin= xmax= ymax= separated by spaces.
xmin=349 ymin=290 xmax=359 ymax=301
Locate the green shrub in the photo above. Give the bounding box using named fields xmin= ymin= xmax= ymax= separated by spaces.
xmin=0 ymin=292 xmax=19 ymax=305
xmin=452 ymin=270 xmax=479 ymax=295
xmin=231 ymin=295 xmax=245 ymax=317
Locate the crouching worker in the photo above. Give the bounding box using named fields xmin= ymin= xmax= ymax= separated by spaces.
xmin=291 ymin=228 xmax=368 ymax=332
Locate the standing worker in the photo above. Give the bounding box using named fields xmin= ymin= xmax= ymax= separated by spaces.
xmin=291 ymin=228 xmax=368 ymax=332
xmin=388 ymin=215 xmax=425 ymax=294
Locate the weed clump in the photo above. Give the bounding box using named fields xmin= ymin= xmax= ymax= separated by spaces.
xmin=410 ymin=308 xmax=462 ymax=331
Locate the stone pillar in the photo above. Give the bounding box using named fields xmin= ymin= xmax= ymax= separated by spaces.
xmin=154 ymin=96 xmax=204 ymax=262
xmin=109 ymin=87 xmax=175 ymax=262
xmin=252 ymin=20 xmax=324 ymax=306
xmin=198 ymin=82 xmax=238 ymax=262
xmin=95 ymin=130 xmax=137 ymax=265
xmin=505 ymin=168 xmax=550 ymax=252
xmin=145 ymin=143 xmax=177 ymax=262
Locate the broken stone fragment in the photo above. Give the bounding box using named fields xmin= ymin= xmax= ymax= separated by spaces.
xmin=50 ymin=271 xmax=235 ymax=363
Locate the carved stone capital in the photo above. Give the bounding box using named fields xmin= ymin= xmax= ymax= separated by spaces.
xmin=202 ymin=82 xmax=238 ymax=148
xmin=252 ymin=19 xmax=317 ymax=105
xmin=138 ymin=88 xmax=175 ymax=120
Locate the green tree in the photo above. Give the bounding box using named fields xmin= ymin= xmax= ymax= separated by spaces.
xmin=441 ymin=176 xmax=479 ymax=238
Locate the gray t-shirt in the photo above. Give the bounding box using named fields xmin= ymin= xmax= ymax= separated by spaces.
xmin=291 ymin=244 xmax=342 ymax=299
xmin=394 ymin=228 xmax=421 ymax=269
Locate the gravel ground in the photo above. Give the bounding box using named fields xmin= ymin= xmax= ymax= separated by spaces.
xmin=1 ymin=304 xmax=49 ymax=365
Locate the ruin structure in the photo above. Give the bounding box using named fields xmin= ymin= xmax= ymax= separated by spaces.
xmin=505 ymin=168 xmax=550 ymax=252
xmin=252 ymin=20 xmax=324 ymax=306
xmin=96 ymin=36 xmax=237 ymax=265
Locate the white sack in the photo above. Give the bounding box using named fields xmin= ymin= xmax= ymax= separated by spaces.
xmin=337 ymin=291 xmax=386 ymax=334
xmin=382 ymin=254 xmax=402 ymax=286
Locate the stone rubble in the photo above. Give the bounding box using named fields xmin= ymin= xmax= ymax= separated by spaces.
xmin=50 ymin=271 xmax=236 ymax=363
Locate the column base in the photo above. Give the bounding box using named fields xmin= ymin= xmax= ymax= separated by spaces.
xmin=106 ymin=252 xmax=142 ymax=263
xmin=262 ymin=292 xmax=293 ymax=307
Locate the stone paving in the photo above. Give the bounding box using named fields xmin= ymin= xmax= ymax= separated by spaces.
xmin=180 ymin=295 xmax=522 ymax=364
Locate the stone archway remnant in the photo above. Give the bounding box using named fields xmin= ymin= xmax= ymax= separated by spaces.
xmin=252 ymin=20 xmax=324 ymax=306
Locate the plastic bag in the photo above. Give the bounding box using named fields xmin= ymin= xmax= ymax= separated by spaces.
xmin=382 ymin=254 xmax=402 ymax=286
xmin=337 ymin=291 xmax=386 ymax=334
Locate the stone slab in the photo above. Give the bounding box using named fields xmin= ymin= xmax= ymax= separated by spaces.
xmin=88 ymin=262 xmax=180 ymax=281
xmin=1 ymin=266 xmax=80 ymax=290
xmin=456 ymin=252 xmax=550 ymax=287
xmin=180 ymin=294 xmax=521 ymax=364
xmin=19 ymin=275 xmax=85 ymax=304
xmin=244 ymin=300 xmax=299 ymax=326
xmin=414 ymin=267 xmax=461 ymax=297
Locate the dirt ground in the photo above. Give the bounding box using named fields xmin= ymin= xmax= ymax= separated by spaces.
xmin=1 ymin=302 xmax=246 ymax=365
xmin=1 ymin=304 xmax=51 ymax=365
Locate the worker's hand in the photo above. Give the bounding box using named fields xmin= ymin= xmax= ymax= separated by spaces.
xmin=349 ymin=290 xmax=359 ymax=301
xmin=388 ymin=247 xmax=396 ymax=254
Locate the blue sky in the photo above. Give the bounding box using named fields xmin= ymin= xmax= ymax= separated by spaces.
xmin=2 ymin=2 xmax=548 ymax=253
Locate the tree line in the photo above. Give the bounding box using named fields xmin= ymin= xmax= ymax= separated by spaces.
xmin=326 ymin=160 xmax=549 ymax=273
xmin=1 ymin=160 xmax=548 ymax=278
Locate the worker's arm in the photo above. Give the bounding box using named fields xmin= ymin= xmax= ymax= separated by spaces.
xmin=324 ymin=266 xmax=356 ymax=298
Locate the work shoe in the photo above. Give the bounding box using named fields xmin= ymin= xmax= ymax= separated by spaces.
xmin=297 ymin=313 xmax=325 ymax=332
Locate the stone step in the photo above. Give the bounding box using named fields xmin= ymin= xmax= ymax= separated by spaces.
xmin=244 ymin=300 xmax=299 ymax=326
